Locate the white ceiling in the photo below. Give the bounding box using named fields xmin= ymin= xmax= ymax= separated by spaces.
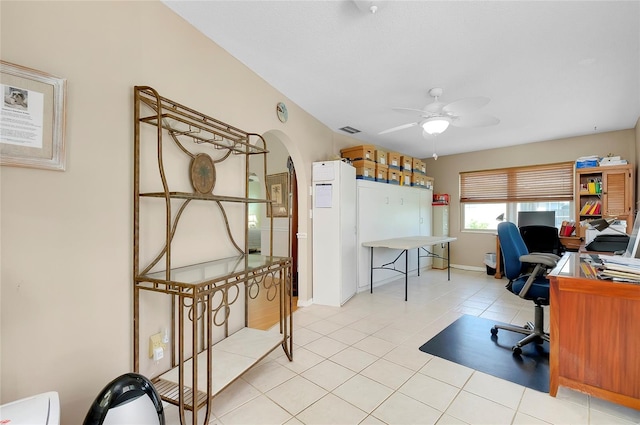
xmin=163 ymin=1 xmax=640 ymax=159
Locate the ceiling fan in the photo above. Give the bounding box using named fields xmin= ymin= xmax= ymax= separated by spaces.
xmin=379 ymin=87 xmax=500 ymax=137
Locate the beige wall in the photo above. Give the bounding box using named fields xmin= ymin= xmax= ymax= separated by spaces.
xmin=425 ymin=130 xmax=637 ymax=268
xmin=0 ymin=1 xmax=363 ymax=422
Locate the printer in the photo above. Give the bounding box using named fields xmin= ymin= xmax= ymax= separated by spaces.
xmin=585 ymin=220 xmax=627 ymax=245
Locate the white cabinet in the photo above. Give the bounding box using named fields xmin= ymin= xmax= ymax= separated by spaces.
xmin=356 ymin=180 xmax=433 ymax=291
xmin=312 ymin=161 xmax=357 ymax=306
xmin=432 ymin=205 xmax=449 ymax=269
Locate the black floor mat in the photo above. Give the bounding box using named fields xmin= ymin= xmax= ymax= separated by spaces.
xmin=419 ymin=315 xmax=549 ymax=393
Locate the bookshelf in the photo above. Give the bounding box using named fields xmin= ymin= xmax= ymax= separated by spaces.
xmin=575 ymin=164 xmax=634 ymax=234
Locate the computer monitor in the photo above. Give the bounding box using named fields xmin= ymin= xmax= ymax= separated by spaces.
xmin=517 ymin=211 xmax=556 ymax=228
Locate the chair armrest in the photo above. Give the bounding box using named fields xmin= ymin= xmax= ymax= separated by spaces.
xmin=519 ymin=253 xmax=558 ymax=268
xmin=529 ymin=252 xmax=561 ymax=262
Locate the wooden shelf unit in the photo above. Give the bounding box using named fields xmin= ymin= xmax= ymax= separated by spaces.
xmin=575 ymin=164 xmax=634 ymax=234
xmin=133 ymin=86 xmax=292 ymax=425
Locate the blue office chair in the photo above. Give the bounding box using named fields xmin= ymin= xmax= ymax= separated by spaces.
xmin=83 ymin=373 xmax=165 ymax=425
xmin=491 ymin=221 xmax=560 ymax=354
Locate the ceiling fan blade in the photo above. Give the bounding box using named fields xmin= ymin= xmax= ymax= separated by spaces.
xmin=450 ymin=113 xmax=500 ymax=128
xmin=443 ymin=97 xmax=490 ymax=116
xmin=378 ymin=122 xmax=419 ymax=135
xmin=392 ymin=107 xmax=429 ymax=116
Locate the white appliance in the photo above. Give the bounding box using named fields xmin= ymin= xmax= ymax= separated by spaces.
xmin=432 ymin=204 xmax=449 ymax=269
xmin=0 ymin=392 xmax=60 ymax=425
xmin=585 ymin=222 xmax=627 ymax=245
xmin=312 ymin=160 xmax=357 ymax=306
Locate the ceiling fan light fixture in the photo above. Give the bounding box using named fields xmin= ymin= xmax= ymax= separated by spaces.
xmin=421 ymin=117 xmax=450 ymax=135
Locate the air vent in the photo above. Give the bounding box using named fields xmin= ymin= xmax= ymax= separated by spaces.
xmin=339 ymin=126 xmax=361 ymax=134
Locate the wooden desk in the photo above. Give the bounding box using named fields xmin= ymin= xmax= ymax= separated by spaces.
xmin=548 ymin=253 xmax=640 ymax=409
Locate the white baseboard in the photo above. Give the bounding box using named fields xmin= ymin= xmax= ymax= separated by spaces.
xmin=297 ymin=298 xmax=314 ymax=308
xmin=450 ymin=264 xmax=486 ymax=272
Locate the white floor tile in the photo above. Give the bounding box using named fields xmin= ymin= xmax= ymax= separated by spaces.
xmin=445 ymin=390 xmax=516 ymax=424
xmin=398 ymin=372 xmax=459 ymax=412
xmin=371 ymin=392 xmax=443 ymax=425
xmin=300 ymin=359 xmax=356 ymax=391
xmin=419 ymin=356 xmax=474 ymax=388
xmin=330 ymin=346 xmax=379 ymax=372
xmin=218 ymin=394 xmax=292 ymax=425
xmin=296 ymin=393 xmax=368 ymax=425
xmin=462 ymin=371 xmax=525 ymax=410
xmin=240 ymin=360 xmax=296 ymax=393
xmin=517 ymin=388 xmax=589 ymax=424
xmin=383 ymin=345 xmax=431 ymax=371
xmin=303 ymin=335 xmax=348 ymax=358
xmin=332 ymin=374 xmax=394 ymax=413
xmin=265 ymin=375 xmax=327 ymax=416
xmin=360 ymin=358 xmax=414 ymax=390
xmin=353 ymin=335 xmax=397 ymax=357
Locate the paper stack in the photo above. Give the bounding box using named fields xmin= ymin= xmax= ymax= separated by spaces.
xmin=598 ymin=256 xmax=640 ymax=283
xmin=600 ymin=156 xmax=628 ymax=166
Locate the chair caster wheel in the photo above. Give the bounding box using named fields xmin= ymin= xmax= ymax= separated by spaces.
xmin=512 ymin=346 xmax=522 ymax=355
xmin=490 ymin=327 xmax=498 ymax=336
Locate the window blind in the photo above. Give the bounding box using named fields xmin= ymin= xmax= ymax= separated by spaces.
xmin=460 ymin=162 xmax=574 ymax=203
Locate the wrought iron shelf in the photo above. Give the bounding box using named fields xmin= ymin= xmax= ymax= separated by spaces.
xmin=133 ymin=86 xmax=292 ymax=425
xmin=139 ymin=191 xmax=272 ymax=203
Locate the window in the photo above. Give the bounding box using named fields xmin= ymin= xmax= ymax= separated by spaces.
xmin=460 ymin=162 xmax=574 ymax=231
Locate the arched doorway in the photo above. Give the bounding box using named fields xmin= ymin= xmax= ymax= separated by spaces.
xmin=248 ymin=130 xmax=310 ymax=306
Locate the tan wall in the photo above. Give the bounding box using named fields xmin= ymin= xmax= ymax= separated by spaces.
xmin=425 ymin=130 xmax=637 ymax=268
xmin=0 ymin=1 xmax=365 ymax=422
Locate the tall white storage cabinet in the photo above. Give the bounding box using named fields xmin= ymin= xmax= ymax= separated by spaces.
xmin=312 ymin=160 xmax=357 ymax=306
xmin=355 ymin=180 xmax=433 ymax=291
xmin=432 ymin=204 xmax=449 ymax=269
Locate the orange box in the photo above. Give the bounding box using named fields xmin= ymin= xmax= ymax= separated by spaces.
xmin=387 ymin=152 xmax=401 ymax=169
xmin=340 ymin=145 xmax=375 ymax=162
xmin=388 ymin=169 xmax=400 ymax=184
xmin=400 ymin=156 xmax=413 ymax=171
xmin=375 ymin=163 xmax=388 ymax=182
xmin=375 ymin=149 xmax=387 ymax=165
xmin=352 ymin=159 xmax=376 ymax=180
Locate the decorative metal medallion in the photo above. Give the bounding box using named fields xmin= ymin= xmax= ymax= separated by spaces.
xmin=190 ymin=153 xmax=216 ymax=194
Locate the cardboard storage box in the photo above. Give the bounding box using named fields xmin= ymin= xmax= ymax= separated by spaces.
xmin=413 ymin=158 xmax=426 ymax=174
xmin=375 ymin=163 xmax=388 ymax=182
xmin=341 ymin=145 xmax=375 ymax=162
xmin=352 ymin=159 xmax=376 ymax=180
xmin=388 ymin=169 xmax=400 ymax=184
xmin=375 ymin=149 xmax=387 ymax=165
xmin=410 ymin=173 xmax=421 ymax=186
xmin=401 ymin=171 xmax=412 ymax=186
xmin=388 ymin=152 xmax=401 ymax=169
xmin=424 ymin=176 xmax=434 ymax=190
xmin=400 ymin=156 xmax=413 ymax=171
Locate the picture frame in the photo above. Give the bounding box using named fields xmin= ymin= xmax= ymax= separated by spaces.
xmin=0 ymin=61 xmax=67 ymax=171
xmin=266 ymin=172 xmax=289 ymax=217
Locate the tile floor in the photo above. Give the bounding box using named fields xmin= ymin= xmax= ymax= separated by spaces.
xmin=165 ymin=268 xmax=640 ymax=424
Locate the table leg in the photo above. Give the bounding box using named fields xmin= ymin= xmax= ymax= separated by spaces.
xmin=404 ymin=249 xmax=408 ymax=301
xmin=370 ymin=247 xmax=374 ymax=294
xmin=447 ymin=242 xmax=451 ymax=281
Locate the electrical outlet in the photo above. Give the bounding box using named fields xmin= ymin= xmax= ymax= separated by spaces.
xmin=149 ymin=332 xmax=166 ymax=358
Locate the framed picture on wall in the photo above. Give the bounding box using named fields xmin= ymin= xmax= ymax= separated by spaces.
xmin=0 ymin=61 xmax=67 ymax=171
xmin=266 ymin=172 xmax=289 ymax=217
